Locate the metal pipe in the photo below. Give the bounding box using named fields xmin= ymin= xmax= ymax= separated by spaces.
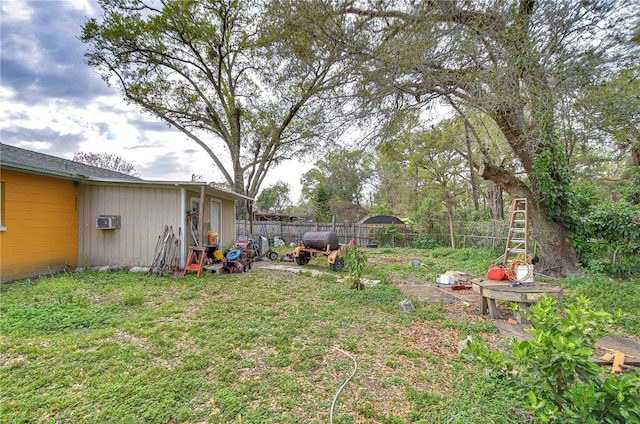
xmin=533 ymin=272 xmax=561 ymax=281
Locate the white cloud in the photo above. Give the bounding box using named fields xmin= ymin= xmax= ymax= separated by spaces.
xmin=0 ymin=0 xmax=307 ymax=200
xmin=1 ymin=1 xmax=34 ymax=21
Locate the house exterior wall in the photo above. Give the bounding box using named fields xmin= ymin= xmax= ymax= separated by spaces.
xmin=183 ymin=188 xmax=237 ymax=249
xmin=77 ymin=184 xmax=182 ymax=267
xmin=0 ymin=169 xmax=78 ymax=282
xmin=219 ymin=198 xmax=237 ymax=248
xmin=78 ymin=183 xmax=238 ymax=268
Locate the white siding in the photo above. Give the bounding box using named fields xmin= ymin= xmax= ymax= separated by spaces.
xmin=78 ymin=184 xmax=182 ymax=267
xmin=78 ymin=183 xmax=240 ymax=267
xmin=183 ymin=188 xmax=237 ymax=249
xmin=219 ymin=198 xmax=237 ymax=248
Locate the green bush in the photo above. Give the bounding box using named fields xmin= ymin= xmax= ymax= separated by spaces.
xmin=411 ymin=234 xmax=441 ymax=249
xmin=572 ymin=201 xmax=640 ymax=277
xmin=464 ymin=296 xmax=640 ymax=423
xmin=561 ymin=275 xmax=639 ymax=336
xmin=373 ymin=225 xmax=406 ymax=246
xmin=343 ymin=240 xmax=369 ymax=290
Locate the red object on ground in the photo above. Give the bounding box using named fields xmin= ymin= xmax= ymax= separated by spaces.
xmin=451 ymin=284 xmax=473 ymax=290
xmin=487 ymin=264 xmax=509 ymax=280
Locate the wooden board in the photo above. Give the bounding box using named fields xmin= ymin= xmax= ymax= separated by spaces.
xmin=475 ymin=281 xmax=561 ymax=300
xmin=494 ymin=323 xmax=531 ymax=341
xmin=592 ymin=334 xmax=640 ymax=366
xmin=493 ymin=327 xmax=640 ymax=367
xmin=473 ymin=279 xmax=563 ymax=322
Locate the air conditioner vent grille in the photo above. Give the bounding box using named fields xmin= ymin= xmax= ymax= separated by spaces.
xmin=96 ymin=215 xmax=121 ymax=230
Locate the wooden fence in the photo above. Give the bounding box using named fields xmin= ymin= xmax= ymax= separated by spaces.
xmin=235 ymin=220 xmax=511 ymax=250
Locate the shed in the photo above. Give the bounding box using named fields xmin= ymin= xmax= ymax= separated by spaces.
xmin=357 ymin=215 xmax=407 ymax=246
xmin=358 ymin=215 xmax=405 ymax=226
xmin=0 ymin=143 xmax=250 ymax=282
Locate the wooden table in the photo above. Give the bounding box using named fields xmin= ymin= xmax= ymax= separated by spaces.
xmin=472 ymin=279 xmax=563 ymax=323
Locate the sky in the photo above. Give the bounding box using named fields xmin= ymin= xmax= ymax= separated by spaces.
xmin=0 ymin=0 xmax=304 ymax=199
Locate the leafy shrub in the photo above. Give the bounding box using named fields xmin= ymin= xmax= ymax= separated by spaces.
xmin=342 ymin=239 xmax=368 ymax=290
xmin=411 ymin=234 xmax=441 ymax=249
xmin=464 ymin=296 xmax=640 ymax=423
xmin=616 ymin=165 xmax=640 ymax=205
xmin=572 ymin=201 xmax=640 ymax=277
xmin=373 ymin=225 xmax=406 ymax=246
xmin=561 ymin=275 xmax=639 ymax=336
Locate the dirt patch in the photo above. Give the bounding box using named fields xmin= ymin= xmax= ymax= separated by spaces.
xmin=399 ymin=282 xmax=516 ymax=317
xmin=253 ymin=261 xmax=521 ymax=343
xmin=398 ymin=322 xmax=461 ymax=359
xmin=253 ymin=261 xmax=326 ymax=277
xmin=398 ymin=283 xmax=465 ymax=305
xmin=0 ymin=352 xmax=27 ymax=367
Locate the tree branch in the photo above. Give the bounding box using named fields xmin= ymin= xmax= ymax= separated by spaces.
xmin=479 ymin=161 xmax=532 ymax=199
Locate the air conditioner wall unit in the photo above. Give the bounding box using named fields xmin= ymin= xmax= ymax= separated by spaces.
xmin=96 ymin=215 xmax=121 ymax=230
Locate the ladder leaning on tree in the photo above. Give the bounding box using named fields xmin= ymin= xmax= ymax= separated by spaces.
xmin=503 ymin=198 xmax=529 ymax=265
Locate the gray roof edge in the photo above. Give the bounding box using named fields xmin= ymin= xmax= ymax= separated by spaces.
xmin=1 ymin=163 xmax=82 ymax=180
xmin=1 ymin=143 xmax=142 ymax=181
xmin=83 ymin=178 xmax=253 ymax=201
xmin=1 ymin=143 xmax=252 ymax=201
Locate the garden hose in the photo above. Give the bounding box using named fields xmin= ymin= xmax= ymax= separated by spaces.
xmin=504 ymin=253 xmax=533 ymax=282
xmin=329 ymin=346 xmax=358 ymax=424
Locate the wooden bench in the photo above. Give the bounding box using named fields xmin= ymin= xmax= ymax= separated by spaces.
xmin=472 ymin=279 xmax=563 ymax=323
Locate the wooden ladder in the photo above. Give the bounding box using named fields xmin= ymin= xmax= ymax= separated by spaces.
xmin=183 ymin=246 xmax=206 ymax=278
xmin=186 ymin=211 xmax=200 ymax=247
xmin=503 ymin=198 xmax=529 ymax=265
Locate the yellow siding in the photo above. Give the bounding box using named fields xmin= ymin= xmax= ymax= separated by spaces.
xmin=0 ymin=170 xmax=78 ymax=282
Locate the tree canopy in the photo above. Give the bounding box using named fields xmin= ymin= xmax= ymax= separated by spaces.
xmin=279 ymin=0 xmax=639 ymax=276
xmin=255 ymin=181 xmax=292 ymax=214
xmin=300 ymin=148 xmax=373 ymax=221
xmin=82 ymin=0 xmax=356 ymax=202
xmin=73 ymin=151 xmax=140 ymax=177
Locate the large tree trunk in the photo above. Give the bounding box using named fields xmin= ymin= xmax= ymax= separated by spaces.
xmin=480 ymin=162 xmax=582 ymax=277
xmin=464 ymin=119 xmax=480 ymax=211
xmin=488 ymin=182 xmax=504 ymax=220
xmin=444 ymin=190 xmax=456 ymax=249
xmin=631 ymin=146 xmax=640 ymax=167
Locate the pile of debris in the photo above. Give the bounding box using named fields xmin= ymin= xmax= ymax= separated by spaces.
xmin=436 ymin=270 xmax=475 ymax=290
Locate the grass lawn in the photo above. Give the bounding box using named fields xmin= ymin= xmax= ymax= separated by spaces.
xmin=1 ymin=247 xmax=638 ymax=423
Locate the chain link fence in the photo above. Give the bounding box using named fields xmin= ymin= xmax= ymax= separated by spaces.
xmin=235 ymin=219 xmax=510 ymax=250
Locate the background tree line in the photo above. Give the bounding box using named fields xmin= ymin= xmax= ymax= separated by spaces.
xmin=83 ymin=0 xmax=639 ymax=277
